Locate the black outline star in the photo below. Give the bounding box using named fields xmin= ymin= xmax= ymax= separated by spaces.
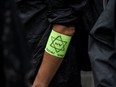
xmin=50 ymin=35 xmax=67 ymax=53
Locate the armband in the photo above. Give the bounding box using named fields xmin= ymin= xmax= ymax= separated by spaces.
xmin=45 ymin=30 xmax=72 ymax=58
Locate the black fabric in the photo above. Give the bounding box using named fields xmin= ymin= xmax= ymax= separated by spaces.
xmin=79 ymin=0 xmax=103 ymax=71
xmin=0 ymin=0 xmax=5 ymax=86
xmin=89 ymin=0 xmax=116 ymax=87
xmin=1 ymin=0 xmax=32 ymax=87
xmin=17 ymin=0 xmax=103 ymax=87
xmin=47 ymin=0 xmax=87 ymax=25
xmin=82 ymin=0 xmax=103 ymax=31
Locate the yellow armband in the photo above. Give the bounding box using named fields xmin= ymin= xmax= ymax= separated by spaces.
xmin=45 ymin=30 xmax=72 ymax=58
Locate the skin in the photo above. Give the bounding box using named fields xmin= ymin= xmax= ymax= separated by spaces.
xmin=32 ymin=24 xmax=75 ymax=87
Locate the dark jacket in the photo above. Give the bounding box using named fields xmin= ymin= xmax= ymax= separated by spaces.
xmin=17 ymin=0 xmax=103 ymax=87
xmin=1 ymin=0 xmax=32 ymax=87
xmin=89 ymin=0 xmax=116 ymax=87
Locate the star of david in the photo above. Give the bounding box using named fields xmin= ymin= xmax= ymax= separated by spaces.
xmin=50 ymin=35 xmax=67 ymax=53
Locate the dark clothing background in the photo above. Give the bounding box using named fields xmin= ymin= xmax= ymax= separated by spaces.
xmin=0 ymin=0 xmax=104 ymax=87
xmin=0 ymin=0 xmax=32 ymax=87
xmin=0 ymin=0 xmax=5 ymax=85
xmin=89 ymin=0 xmax=116 ymax=87
xmin=17 ymin=0 xmax=103 ymax=87
xmin=82 ymin=0 xmax=103 ymax=31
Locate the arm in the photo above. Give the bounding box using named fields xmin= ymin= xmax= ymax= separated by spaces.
xmin=32 ymin=24 xmax=75 ymax=87
xmin=32 ymin=0 xmax=86 ymax=87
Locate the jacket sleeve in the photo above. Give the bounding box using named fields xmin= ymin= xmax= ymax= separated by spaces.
xmin=47 ymin=0 xmax=87 ymax=26
xmin=88 ymin=0 xmax=116 ymax=87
